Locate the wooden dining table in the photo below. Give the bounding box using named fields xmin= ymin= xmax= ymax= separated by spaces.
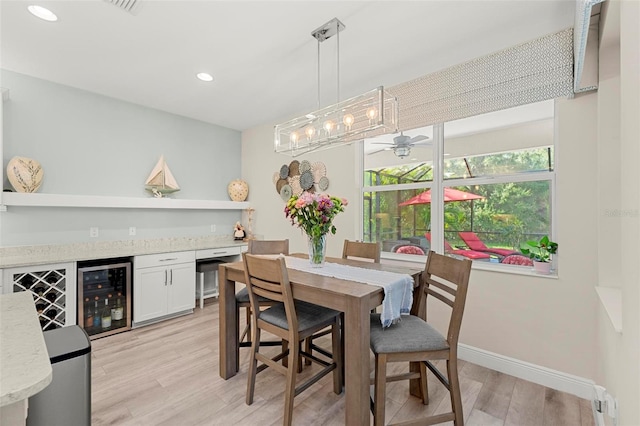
xmin=218 ymin=253 xmax=424 ymax=425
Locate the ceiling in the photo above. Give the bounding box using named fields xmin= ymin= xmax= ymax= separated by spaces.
xmin=0 ymin=0 xmax=575 ymax=132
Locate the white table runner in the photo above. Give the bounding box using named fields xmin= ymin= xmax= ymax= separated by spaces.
xmin=284 ymin=256 xmax=413 ymax=328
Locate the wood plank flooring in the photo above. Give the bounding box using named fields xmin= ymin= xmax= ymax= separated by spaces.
xmin=91 ymin=299 xmax=595 ymax=425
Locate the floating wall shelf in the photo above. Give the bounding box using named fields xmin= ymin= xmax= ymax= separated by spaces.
xmin=0 ymin=192 xmax=249 ymax=211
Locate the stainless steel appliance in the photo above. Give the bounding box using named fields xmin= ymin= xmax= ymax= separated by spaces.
xmin=77 ymin=258 xmax=132 ymax=339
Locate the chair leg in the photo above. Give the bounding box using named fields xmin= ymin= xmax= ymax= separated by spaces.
xmin=448 ymin=357 xmax=464 ymax=426
xmin=246 ymin=326 xmax=261 ymax=405
xmin=419 ymin=361 xmax=429 ymax=405
xmin=304 ymin=337 xmax=312 ymax=366
xmin=331 ymin=322 xmax=343 ymax=394
xmin=283 ymin=339 xmax=298 ymax=426
xmin=373 ymin=353 xmax=387 ymax=426
xmin=239 ymin=307 xmax=251 ymax=343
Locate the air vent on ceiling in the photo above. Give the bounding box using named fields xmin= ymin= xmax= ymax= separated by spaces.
xmin=104 ymin=0 xmax=142 ymax=15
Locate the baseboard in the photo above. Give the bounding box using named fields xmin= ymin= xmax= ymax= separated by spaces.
xmin=458 ymin=343 xmax=595 ymax=400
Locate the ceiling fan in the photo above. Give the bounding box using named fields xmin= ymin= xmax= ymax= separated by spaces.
xmin=368 ymin=132 xmax=431 ymax=158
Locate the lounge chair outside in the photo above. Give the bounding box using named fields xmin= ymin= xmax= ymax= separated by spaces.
xmin=425 ymin=233 xmax=491 ymax=260
xmin=458 ymin=231 xmax=519 ymax=257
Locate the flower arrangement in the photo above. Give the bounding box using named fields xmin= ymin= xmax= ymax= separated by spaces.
xmin=284 ymin=193 xmax=348 ymax=238
xmin=284 ymin=192 xmax=347 ymax=266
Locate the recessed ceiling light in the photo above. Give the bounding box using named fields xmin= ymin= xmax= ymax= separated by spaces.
xmin=196 ymin=73 xmax=214 ymax=82
xmin=28 ymin=5 xmax=58 ymax=22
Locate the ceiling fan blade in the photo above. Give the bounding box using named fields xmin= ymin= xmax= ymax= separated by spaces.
xmin=367 ymin=148 xmax=389 ymax=155
xmin=408 ymin=135 xmax=429 ymax=144
xmin=370 ymin=141 xmax=395 ymax=145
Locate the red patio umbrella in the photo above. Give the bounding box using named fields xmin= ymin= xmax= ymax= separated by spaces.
xmin=399 ymin=188 xmax=484 ymax=206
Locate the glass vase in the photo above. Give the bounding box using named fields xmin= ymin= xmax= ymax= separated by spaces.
xmin=307 ymin=234 xmax=327 ymax=267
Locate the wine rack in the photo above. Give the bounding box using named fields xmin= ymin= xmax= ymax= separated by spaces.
xmin=2 ymin=262 xmax=77 ymax=330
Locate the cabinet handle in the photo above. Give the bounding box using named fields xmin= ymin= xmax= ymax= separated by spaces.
xmin=164 ymin=270 xmax=168 ymax=286
xmin=159 ymin=258 xmax=179 ymax=262
xmin=169 ymin=269 xmax=173 ymax=285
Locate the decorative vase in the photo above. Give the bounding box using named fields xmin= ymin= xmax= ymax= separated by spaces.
xmin=7 ymin=156 xmax=44 ymax=193
xmin=308 ymin=234 xmax=327 ymax=267
xmin=533 ymin=260 xmax=551 ymax=275
xmin=227 ymin=179 xmax=249 ymax=202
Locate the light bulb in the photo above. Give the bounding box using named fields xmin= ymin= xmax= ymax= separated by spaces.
xmin=305 ymin=126 xmax=316 ymax=140
xmin=343 ymin=114 xmax=354 ymax=130
xmin=28 ymin=5 xmax=58 ymax=21
xmin=290 ymin=132 xmax=299 ymax=144
xmin=323 ymin=120 xmax=335 ymax=134
xmin=366 ymin=107 xmax=378 ymax=122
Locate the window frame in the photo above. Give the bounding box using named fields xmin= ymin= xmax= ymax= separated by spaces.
xmin=360 ymin=118 xmax=558 ymax=276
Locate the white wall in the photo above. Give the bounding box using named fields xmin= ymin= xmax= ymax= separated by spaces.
xmin=1 ymin=70 xmax=243 ymax=246
xmin=595 ymin=0 xmax=640 ymax=424
xmin=241 ymin=93 xmax=599 ymax=380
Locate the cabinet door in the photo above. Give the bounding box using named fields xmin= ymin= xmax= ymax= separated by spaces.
xmin=167 ymin=262 xmax=196 ymax=314
xmin=134 ymin=267 xmax=169 ymax=323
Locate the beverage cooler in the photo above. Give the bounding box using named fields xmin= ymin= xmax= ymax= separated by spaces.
xmin=77 ymin=258 xmax=132 ymax=339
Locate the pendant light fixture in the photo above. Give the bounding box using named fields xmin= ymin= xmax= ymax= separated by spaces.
xmin=274 ymin=18 xmax=398 ymax=157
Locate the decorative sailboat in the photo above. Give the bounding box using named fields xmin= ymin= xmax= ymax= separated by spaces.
xmin=145 ymin=155 xmax=180 ymax=198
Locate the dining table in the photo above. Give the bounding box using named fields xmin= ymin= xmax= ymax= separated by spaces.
xmin=218 ymin=253 xmax=424 ymax=425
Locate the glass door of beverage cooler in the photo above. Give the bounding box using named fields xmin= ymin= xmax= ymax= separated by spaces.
xmin=77 ymin=259 xmax=132 ymax=339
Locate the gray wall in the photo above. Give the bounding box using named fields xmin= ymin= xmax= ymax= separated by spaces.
xmin=1 ymin=70 xmax=242 ymax=246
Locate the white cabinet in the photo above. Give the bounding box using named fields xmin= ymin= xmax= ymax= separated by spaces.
xmin=1 ymin=262 xmax=77 ymax=330
xmin=133 ymin=251 xmax=195 ymax=326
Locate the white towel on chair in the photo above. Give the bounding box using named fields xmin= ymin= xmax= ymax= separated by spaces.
xmin=284 ymin=256 xmax=413 ymax=328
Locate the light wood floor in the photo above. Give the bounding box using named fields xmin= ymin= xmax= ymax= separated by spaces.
xmin=91 ymin=299 xmax=595 ymax=425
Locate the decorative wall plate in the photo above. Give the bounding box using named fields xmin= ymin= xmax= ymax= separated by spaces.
xmin=300 ymin=170 xmax=314 ymax=190
xmin=299 ymin=160 xmax=311 ymax=173
xmin=289 ymin=175 xmax=303 ymax=196
xmin=312 ymin=161 xmax=327 ymax=182
xmin=276 ymin=178 xmax=288 ymax=194
xmin=318 ymin=176 xmax=330 ymax=191
xmin=279 ymin=164 xmax=289 ymax=179
xmin=288 ymin=160 xmax=300 ymax=177
xmin=280 ymin=184 xmax=293 ymax=201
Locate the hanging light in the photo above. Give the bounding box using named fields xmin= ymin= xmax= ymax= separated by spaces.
xmin=274 ymin=18 xmax=398 ymax=157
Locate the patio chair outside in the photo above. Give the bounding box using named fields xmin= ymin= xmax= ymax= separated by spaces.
xmin=458 ymin=232 xmax=519 ymax=257
xmin=425 ymin=233 xmax=491 ymax=260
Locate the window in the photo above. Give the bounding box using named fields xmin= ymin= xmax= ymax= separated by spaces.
xmin=362 ymin=100 xmax=555 ymax=270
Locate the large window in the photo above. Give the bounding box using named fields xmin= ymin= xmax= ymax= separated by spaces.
xmin=362 ymin=101 xmax=555 ymax=269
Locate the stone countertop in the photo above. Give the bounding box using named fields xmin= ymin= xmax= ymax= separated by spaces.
xmin=0 ymin=236 xmax=248 ymax=269
xmin=0 ymin=292 xmax=52 ymax=406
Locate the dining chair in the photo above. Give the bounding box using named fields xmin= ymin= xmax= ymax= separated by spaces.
xmin=304 ymin=239 xmax=381 ymax=367
xmin=342 ymin=239 xmax=381 ymax=263
xmin=369 ymin=250 xmax=472 ymax=426
xmin=237 ymin=239 xmax=289 ymax=349
xmin=242 ymin=253 xmax=343 ymax=426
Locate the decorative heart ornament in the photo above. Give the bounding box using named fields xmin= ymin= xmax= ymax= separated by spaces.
xmin=7 ymin=156 xmax=44 ymax=193
xmin=227 ymin=179 xmax=249 ymax=201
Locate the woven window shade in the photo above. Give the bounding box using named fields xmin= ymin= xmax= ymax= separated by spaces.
xmin=386 ymin=28 xmax=574 ymax=131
